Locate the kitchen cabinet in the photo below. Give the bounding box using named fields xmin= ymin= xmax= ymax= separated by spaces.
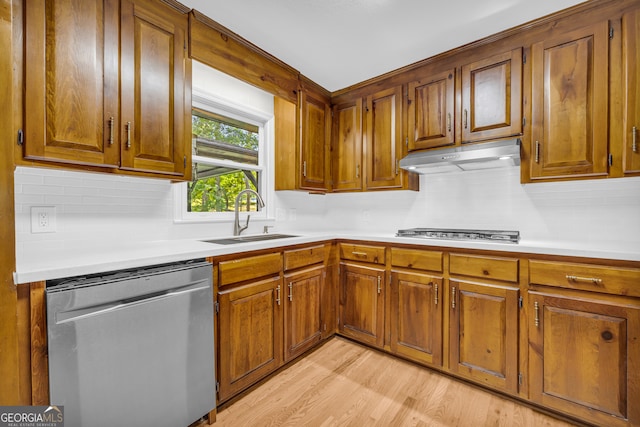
xmin=24 ymin=0 xmax=191 ymax=178
xmin=338 ymin=243 xmax=386 ymax=348
xmin=216 ymin=253 xmax=283 ymax=403
xmin=299 ymin=90 xmax=331 ymax=191
xmin=528 ymin=259 xmax=640 ymax=427
xmin=331 ymin=98 xmax=363 ymax=192
xmin=389 ymin=248 xmax=443 ymax=367
xmin=528 ymin=290 xmax=640 ymax=427
xmin=407 ymin=69 xmax=455 ymax=151
xmin=283 ymin=245 xmax=326 ymax=361
xmin=530 ymin=21 xmax=609 ymax=180
xmin=623 ymin=9 xmax=640 ymax=175
xmin=274 ymin=90 xmax=331 ymax=192
xmin=448 ymin=254 xmax=520 ymax=394
xmin=364 ymin=86 xmax=404 ymax=190
xmin=460 ymin=48 xmax=522 ymax=144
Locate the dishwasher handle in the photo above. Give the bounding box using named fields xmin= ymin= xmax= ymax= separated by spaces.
xmin=55 ymin=280 xmax=210 ymax=325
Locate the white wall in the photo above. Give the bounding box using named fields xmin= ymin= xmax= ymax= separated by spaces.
xmin=15 ymin=165 xmax=640 ymax=259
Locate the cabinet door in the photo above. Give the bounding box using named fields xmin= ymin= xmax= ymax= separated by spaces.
xmin=528 ymin=291 xmax=640 ymax=427
xmin=365 ymin=86 xmax=403 ymax=190
xmin=339 ymin=263 xmax=385 ymax=348
xmin=449 ymin=280 xmax=519 ymax=394
xmin=300 ymin=91 xmax=330 ymax=191
xmin=120 ymin=0 xmax=190 ymax=177
xmin=461 ymin=48 xmax=522 ymax=143
xmin=408 ymin=69 xmax=455 ymax=150
xmin=217 ymin=276 xmax=283 ymax=403
xmin=390 ymin=270 xmax=443 ymax=367
xmin=283 ymin=266 xmax=323 ymax=362
xmin=623 ymin=10 xmax=640 ymax=175
xmin=332 ymin=98 xmax=363 ymax=191
xmin=530 ymin=21 xmax=609 ymax=179
xmin=24 ymin=0 xmax=119 ymax=167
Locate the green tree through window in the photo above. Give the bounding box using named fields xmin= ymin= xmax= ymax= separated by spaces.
xmin=188 ymin=111 xmax=261 ymax=212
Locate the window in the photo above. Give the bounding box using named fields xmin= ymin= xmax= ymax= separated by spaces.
xmin=190 ymin=108 xmax=261 ymax=213
xmin=175 ymin=88 xmax=273 ymax=222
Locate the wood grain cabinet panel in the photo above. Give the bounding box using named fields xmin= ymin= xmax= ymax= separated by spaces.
xmin=300 ymin=91 xmax=331 ymax=191
xmin=218 ymin=253 xmax=282 ymax=286
xmin=530 ymin=21 xmax=609 ymax=180
xmin=390 ymin=270 xmax=443 ymax=367
xmin=339 ymin=243 xmax=385 ymax=265
xmin=390 ymin=248 xmax=443 ymax=272
xmin=408 ymin=69 xmax=455 ymax=150
xmin=217 ymin=276 xmax=283 ymax=402
xmin=24 ymin=0 xmax=190 ymax=178
xmin=623 ymin=10 xmax=640 ymax=175
xmin=449 ymin=280 xmax=519 ymax=394
xmin=120 ymin=0 xmax=189 ymax=176
xmin=339 ymin=262 xmax=385 ymax=348
xmin=450 ymin=253 xmax=519 ymax=283
xmin=528 ymin=291 xmax=640 ymax=427
xmin=365 ymin=86 xmax=404 ymax=190
xmin=461 ymin=48 xmax=522 ymax=143
xmin=283 ymin=266 xmax=323 ymax=361
xmin=332 ymin=98 xmax=363 ymax=192
xmin=24 ymin=0 xmax=120 ymax=167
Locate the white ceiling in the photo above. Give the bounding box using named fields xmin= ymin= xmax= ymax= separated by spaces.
xmin=180 ymin=0 xmax=587 ymax=92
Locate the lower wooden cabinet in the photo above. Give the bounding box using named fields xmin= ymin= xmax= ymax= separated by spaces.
xmin=449 ymin=279 xmax=519 ymax=394
xmin=528 ymin=290 xmax=640 ymax=427
xmin=339 ymin=262 xmax=385 ymax=348
xmin=389 ymin=270 xmax=443 ymax=367
xmin=283 ymin=265 xmax=324 ymax=361
xmin=217 ymin=275 xmax=283 ymax=403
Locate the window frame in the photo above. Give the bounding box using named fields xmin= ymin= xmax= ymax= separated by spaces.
xmin=173 ymin=91 xmax=274 ymax=223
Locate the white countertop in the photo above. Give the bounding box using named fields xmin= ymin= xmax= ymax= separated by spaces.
xmin=14 ymin=232 xmax=640 ymax=284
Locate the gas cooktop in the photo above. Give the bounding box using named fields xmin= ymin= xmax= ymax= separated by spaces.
xmin=396 ymin=228 xmax=520 ymax=244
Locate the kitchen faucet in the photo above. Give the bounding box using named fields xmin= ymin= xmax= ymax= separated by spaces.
xmin=233 ymin=189 xmax=265 ymax=236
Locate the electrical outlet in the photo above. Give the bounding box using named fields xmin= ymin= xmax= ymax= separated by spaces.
xmin=31 ymin=206 xmax=57 ymax=233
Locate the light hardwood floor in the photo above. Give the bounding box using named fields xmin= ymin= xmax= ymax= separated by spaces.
xmin=215 ymin=337 xmax=579 ymax=426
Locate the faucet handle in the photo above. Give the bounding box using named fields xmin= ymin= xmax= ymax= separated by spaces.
xmin=263 ymin=225 xmax=274 ymax=234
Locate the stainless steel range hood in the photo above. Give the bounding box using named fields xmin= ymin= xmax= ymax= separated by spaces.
xmin=399 ymin=138 xmax=521 ymax=175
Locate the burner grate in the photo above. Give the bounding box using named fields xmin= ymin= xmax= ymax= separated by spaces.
xmin=396 ymin=228 xmax=519 ymax=243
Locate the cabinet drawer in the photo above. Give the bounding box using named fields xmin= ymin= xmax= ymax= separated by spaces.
xmin=450 ymin=254 xmax=519 ymax=283
xmin=390 ymin=247 xmax=443 ymax=272
xmin=284 ymin=245 xmax=326 ymax=271
xmin=219 ymin=253 xmax=282 ymax=286
xmin=529 ymin=260 xmax=640 ymax=298
xmin=339 ymin=243 xmax=385 ymax=265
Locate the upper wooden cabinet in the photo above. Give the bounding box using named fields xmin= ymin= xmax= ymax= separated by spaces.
xmin=300 ymin=91 xmax=331 ymax=191
xmin=119 ymin=0 xmax=190 ymax=176
xmin=623 ymin=10 xmax=640 ymax=175
xmin=274 ymin=90 xmax=330 ymax=192
xmin=364 ymin=86 xmax=404 ymax=190
xmin=461 ymin=48 xmax=522 ymax=144
xmin=530 ymin=21 xmax=609 ymax=180
xmin=331 ymin=98 xmax=363 ymax=192
xmin=24 ymin=0 xmax=191 ymax=179
xmin=24 ymin=0 xmax=120 ymax=168
xmin=407 ymin=68 xmax=455 ymax=151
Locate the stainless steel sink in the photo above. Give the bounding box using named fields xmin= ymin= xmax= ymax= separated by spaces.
xmin=202 ymin=234 xmax=299 ymax=245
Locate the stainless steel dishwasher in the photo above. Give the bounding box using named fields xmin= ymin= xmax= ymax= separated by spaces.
xmin=46 ymin=259 xmax=215 ymax=427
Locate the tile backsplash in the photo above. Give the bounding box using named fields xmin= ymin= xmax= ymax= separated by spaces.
xmin=14 ymin=166 xmax=640 ymax=257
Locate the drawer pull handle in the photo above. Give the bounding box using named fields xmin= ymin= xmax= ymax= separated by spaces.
xmin=535 ymin=141 xmax=540 ymax=163
xmin=288 ymin=282 xmax=293 ymax=301
xmin=377 ymin=276 xmax=381 ymax=294
xmin=566 ymin=275 xmax=602 ymax=285
xmin=434 ymin=283 xmax=438 ymax=306
xmin=125 ymin=121 xmax=132 ymax=149
xmin=451 ymin=287 xmax=456 ymax=309
xmin=447 ymin=113 xmax=452 ymax=132
xmin=463 ymin=109 xmax=468 ymax=129
xmin=108 ymin=116 xmax=114 ymax=145
xmin=534 ymin=301 xmax=540 ymax=327
xmin=351 ymin=251 xmax=368 ymax=257
xmin=633 ymin=126 xmax=637 ymax=153
xmin=276 ymin=285 xmax=281 ymax=306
